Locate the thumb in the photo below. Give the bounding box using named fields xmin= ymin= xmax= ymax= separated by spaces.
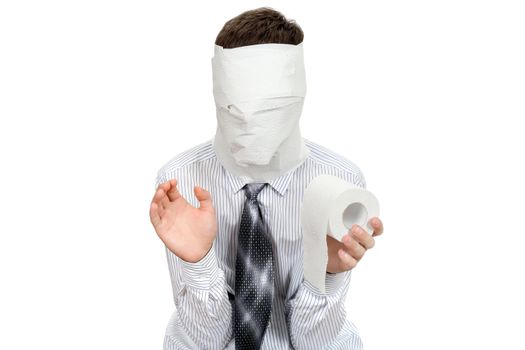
xmin=194 ymin=185 xmax=213 ymax=210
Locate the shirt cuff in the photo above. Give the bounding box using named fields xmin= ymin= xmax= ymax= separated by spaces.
xmin=178 ymin=246 xmax=219 ymax=290
xmin=325 ymin=271 xmax=348 ymax=294
xmin=302 ymin=271 xmax=349 ymax=296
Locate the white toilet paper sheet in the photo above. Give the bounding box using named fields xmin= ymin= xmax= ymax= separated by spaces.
xmin=300 ymin=175 xmax=380 ymax=294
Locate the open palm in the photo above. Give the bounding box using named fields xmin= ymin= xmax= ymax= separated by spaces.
xmin=150 ymin=179 xmax=217 ymax=263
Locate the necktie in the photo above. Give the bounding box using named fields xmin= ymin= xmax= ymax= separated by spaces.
xmin=234 ymin=183 xmax=274 ymax=350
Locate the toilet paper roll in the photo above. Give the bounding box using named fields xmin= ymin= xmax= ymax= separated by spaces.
xmin=301 ymin=175 xmax=380 ymax=294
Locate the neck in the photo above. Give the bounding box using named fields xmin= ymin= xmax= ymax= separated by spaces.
xmin=212 ymin=126 xmax=310 ymax=183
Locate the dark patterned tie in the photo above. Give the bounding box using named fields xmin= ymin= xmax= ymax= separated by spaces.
xmin=234 ymin=183 xmax=274 ymax=350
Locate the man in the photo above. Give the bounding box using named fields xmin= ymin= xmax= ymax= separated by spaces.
xmin=150 ymin=7 xmax=384 ymax=350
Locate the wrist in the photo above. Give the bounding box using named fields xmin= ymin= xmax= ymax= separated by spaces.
xmin=179 ymin=244 xmax=213 ymax=263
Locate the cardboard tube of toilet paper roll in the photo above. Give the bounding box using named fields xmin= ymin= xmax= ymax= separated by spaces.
xmin=301 ymin=175 xmax=380 ymax=294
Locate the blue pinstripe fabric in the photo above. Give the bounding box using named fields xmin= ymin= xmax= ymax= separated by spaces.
xmin=156 ymin=137 xmax=366 ymax=350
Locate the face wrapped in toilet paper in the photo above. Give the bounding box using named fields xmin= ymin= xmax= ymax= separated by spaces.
xmin=301 ymin=175 xmax=380 ymax=294
xmin=211 ymin=43 xmax=309 ymax=182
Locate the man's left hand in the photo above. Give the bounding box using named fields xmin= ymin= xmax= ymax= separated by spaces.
xmin=326 ymin=217 xmax=384 ymax=274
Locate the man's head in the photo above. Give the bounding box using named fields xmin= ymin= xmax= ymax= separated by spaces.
xmin=215 ymin=7 xmax=303 ymax=49
xmin=212 ymin=8 xmax=308 ymax=174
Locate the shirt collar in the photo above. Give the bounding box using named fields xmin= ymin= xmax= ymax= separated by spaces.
xmin=221 ymin=162 xmax=297 ymax=197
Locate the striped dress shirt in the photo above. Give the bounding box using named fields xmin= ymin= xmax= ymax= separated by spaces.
xmin=155 ymin=137 xmax=366 ymax=350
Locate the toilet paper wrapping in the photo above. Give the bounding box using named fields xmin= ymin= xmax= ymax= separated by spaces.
xmin=300 ymin=175 xmax=380 ymax=294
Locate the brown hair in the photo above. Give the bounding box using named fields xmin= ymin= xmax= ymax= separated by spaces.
xmin=215 ymin=7 xmax=304 ymax=49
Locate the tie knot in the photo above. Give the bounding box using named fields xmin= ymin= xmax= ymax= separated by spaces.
xmin=243 ymin=183 xmax=267 ymax=200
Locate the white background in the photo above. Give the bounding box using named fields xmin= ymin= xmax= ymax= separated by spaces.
xmin=1 ymin=1 xmax=524 ymax=349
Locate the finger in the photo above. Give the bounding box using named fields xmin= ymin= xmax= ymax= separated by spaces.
xmin=151 ymin=187 xmax=163 ymax=209
xmin=158 ymin=181 xmax=172 ymax=202
xmin=166 ymin=179 xmax=182 ymax=202
xmin=342 ymin=233 xmax=366 ymax=261
xmin=338 ymin=248 xmax=358 ymax=270
xmin=194 ymin=186 xmax=213 ymax=210
xmin=152 ymin=182 xmax=164 ymax=203
xmin=351 ymin=224 xmax=375 ymax=250
xmin=158 ymin=180 xmax=170 ymax=192
xmin=149 ymin=201 xmax=162 ymax=227
xmin=153 ymin=187 xmax=169 ymax=210
xmin=369 ymin=217 xmax=384 ymax=236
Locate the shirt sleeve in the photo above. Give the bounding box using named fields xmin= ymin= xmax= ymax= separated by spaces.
xmin=285 ymin=270 xmax=353 ymax=349
xmin=156 ymin=172 xmax=233 ymax=350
